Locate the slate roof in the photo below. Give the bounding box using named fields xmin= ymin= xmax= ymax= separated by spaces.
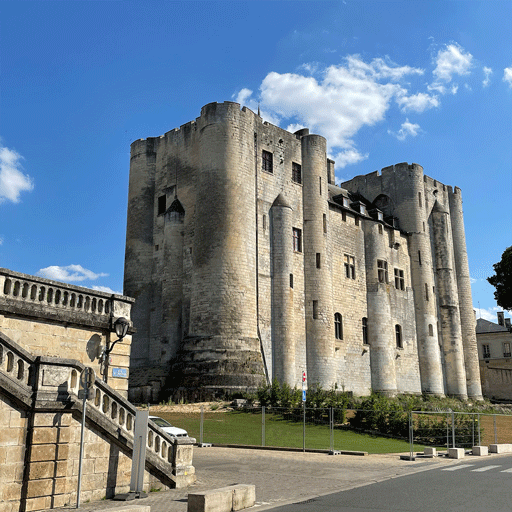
xmin=476 ymin=318 xmax=510 ymax=334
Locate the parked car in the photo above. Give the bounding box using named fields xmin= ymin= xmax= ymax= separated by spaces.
xmin=149 ymin=416 xmax=188 ymax=437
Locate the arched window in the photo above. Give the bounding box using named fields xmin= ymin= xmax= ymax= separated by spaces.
xmin=362 ymin=317 xmax=368 ymax=345
xmin=395 ymin=324 xmax=403 ymax=349
xmin=428 ymin=324 xmax=434 ymax=337
xmin=334 ymin=313 xmax=343 ymax=340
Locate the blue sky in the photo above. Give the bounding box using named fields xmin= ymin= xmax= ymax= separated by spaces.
xmin=1 ymin=1 xmax=511 ymax=321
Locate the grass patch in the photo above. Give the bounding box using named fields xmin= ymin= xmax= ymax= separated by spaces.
xmin=156 ymin=410 xmax=422 ymax=454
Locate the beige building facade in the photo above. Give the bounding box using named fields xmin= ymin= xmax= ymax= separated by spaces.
xmin=477 ymin=313 xmax=512 ymax=401
xmin=125 ymin=101 xmax=482 ymax=402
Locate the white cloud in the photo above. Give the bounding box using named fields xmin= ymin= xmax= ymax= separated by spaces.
xmin=234 ymin=46 xmax=471 ymax=170
xmin=92 ymin=285 xmax=122 ymax=295
xmin=37 ymin=264 xmax=108 ymax=283
xmin=330 ymin=148 xmax=369 ymax=169
xmin=504 ymin=67 xmax=512 ymax=88
xmin=388 ymin=119 xmax=421 ymax=141
xmin=483 ymin=67 xmax=493 ymax=87
xmin=432 ymin=43 xmax=473 ymax=83
xmin=0 ymin=144 xmax=34 ymax=204
xmin=396 ymin=92 xmax=439 ymax=113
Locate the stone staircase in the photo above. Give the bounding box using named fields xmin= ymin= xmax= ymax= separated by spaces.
xmin=0 ymin=331 xmax=195 ymax=511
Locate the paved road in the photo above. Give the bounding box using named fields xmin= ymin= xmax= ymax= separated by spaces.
xmin=71 ymin=447 xmax=463 ymax=512
xmin=268 ymin=453 xmax=512 ymax=512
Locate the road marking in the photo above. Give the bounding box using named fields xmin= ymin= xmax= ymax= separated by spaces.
xmin=442 ymin=465 xmax=475 ymax=471
xmin=471 ymin=465 xmax=502 ymax=472
xmin=500 ymin=468 xmax=512 ymax=473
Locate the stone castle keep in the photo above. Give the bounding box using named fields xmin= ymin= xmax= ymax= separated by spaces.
xmin=124 ymin=101 xmax=482 ymax=401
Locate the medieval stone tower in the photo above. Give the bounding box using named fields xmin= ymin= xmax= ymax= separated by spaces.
xmin=124 ymin=101 xmax=482 ymax=402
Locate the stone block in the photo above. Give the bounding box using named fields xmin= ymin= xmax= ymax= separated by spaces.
xmin=50 ymin=493 xmax=72 ymax=508
xmin=26 ymin=478 xmax=54 ymax=498
xmin=232 ymin=484 xmax=256 ymax=511
xmin=489 ymin=444 xmax=512 ymax=453
xmin=24 ymin=496 xmax=51 ymax=512
xmin=448 ymin=448 xmax=464 ymax=459
xmin=0 ymin=428 xmax=24 ymax=446
xmin=188 ymin=488 xmax=233 ymax=512
xmin=423 ymin=447 xmax=436 ymax=457
xmin=472 ymin=446 xmax=488 ymax=456
xmin=28 ymin=460 xmax=67 ymax=479
xmin=33 ymin=412 xmax=71 ymax=428
xmin=1 ymin=482 xmax=22 ymax=501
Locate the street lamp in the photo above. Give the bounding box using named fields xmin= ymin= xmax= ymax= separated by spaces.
xmin=102 ymin=317 xmax=130 ymax=383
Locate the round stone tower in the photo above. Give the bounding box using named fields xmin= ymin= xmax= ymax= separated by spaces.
xmin=161 ymin=197 xmax=185 ymax=364
xmin=363 ymin=221 xmax=397 ymax=395
xmin=391 ymin=163 xmax=445 ymax=396
xmin=301 ymin=134 xmax=335 ymax=389
xmin=270 ymin=194 xmax=295 ymax=386
xmin=184 ymin=102 xmax=266 ymax=392
xmin=448 ymin=187 xmax=483 ymax=400
xmin=431 ymin=200 xmax=468 ymax=399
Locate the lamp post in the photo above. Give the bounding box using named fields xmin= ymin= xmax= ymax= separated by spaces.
xmin=102 ymin=317 xmax=130 ymax=383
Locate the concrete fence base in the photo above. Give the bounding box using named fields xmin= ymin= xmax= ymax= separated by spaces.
xmin=489 ymin=444 xmax=512 ymax=453
xmin=472 ymin=446 xmax=488 ymax=456
xmin=448 ymin=448 xmax=465 ymax=459
xmin=188 ymin=484 xmax=255 ymax=512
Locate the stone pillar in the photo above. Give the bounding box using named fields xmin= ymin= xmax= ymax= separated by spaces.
xmin=449 ymin=187 xmax=483 ymax=400
xmin=364 ymin=222 xmax=397 ymax=396
xmin=270 ymin=194 xmax=295 ymax=386
xmin=301 ymin=134 xmax=335 ymax=389
xmin=431 ymin=200 xmax=468 ymax=399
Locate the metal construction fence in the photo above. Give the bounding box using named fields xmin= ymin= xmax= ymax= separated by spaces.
xmin=156 ymin=406 xmax=512 ymax=455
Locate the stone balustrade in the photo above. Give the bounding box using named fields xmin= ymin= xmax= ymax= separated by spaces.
xmin=0 ymin=268 xmax=134 ymax=331
xmin=0 ymin=332 xmax=195 ymax=489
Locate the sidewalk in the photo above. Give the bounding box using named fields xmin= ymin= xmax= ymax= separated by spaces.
xmin=69 ymin=446 xmax=456 ymax=512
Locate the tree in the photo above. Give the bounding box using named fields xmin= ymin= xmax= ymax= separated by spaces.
xmin=487 ymin=246 xmax=512 ymax=311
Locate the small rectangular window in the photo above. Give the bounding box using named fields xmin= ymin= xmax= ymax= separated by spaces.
xmin=418 ymin=192 xmax=422 ymax=207
xmin=323 ymin=214 xmax=327 ymax=233
xmin=342 ymin=212 xmax=347 ymax=222
xmin=293 ymin=228 xmax=302 ymax=253
xmin=395 ymin=324 xmax=403 ymax=349
xmin=316 ymin=253 xmax=321 ymax=269
xmin=290 ymin=273 xmax=294 ymax=289
xmin=378 ymin=224 xmax=383 ymax=234
xmin=377 ymin=260 xmax=388 ymax=283
xmin=394 ymin=269 xmax=404 ymax=290
xmin=263 ymin=214 xmax=266 ymax=231
xmin=344 ymin=254 xmax=355 ymax=279
xmin=425 ymin=283 xmax=429 ymax=301
xmin=262 ymin=150 xmax=273 ymax=173
xmin=158 ymin=195 xmax=166 ymax=215
xmin=355 ymin=217 xmax=360 ymax=226
xmin=504 ymin=343 xmax=511 ymax=358
xmin=362 ymin=317 xmax=368 ymax=345
xmin=483 ymin=344 xmax=491 ymax=359
xmin=292 ymin=162 xmax=302 ymax=184
xmin=319 ymin=176 xmax=322 ymax=195
xmin=313 ymin=300 xmax=319 ymax=319
xmin=418 ymin=250 xmax=422 ymax=266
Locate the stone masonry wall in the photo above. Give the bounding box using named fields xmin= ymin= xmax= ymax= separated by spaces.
xmin=0 ymin=394 xmax=27 ymax=512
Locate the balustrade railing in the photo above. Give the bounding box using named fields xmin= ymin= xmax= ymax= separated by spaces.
xmin=0 ymin=334 xmax=178 ymax=469
xmin=1 ymin=271 xmax=112 ymax=317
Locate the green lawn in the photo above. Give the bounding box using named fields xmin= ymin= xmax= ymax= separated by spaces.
xmin=154 ymin=410 xmax=424 ymax=454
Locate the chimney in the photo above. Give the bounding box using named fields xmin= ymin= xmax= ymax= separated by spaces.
xmin=498 ymin=312 xmax=505 ymax=326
